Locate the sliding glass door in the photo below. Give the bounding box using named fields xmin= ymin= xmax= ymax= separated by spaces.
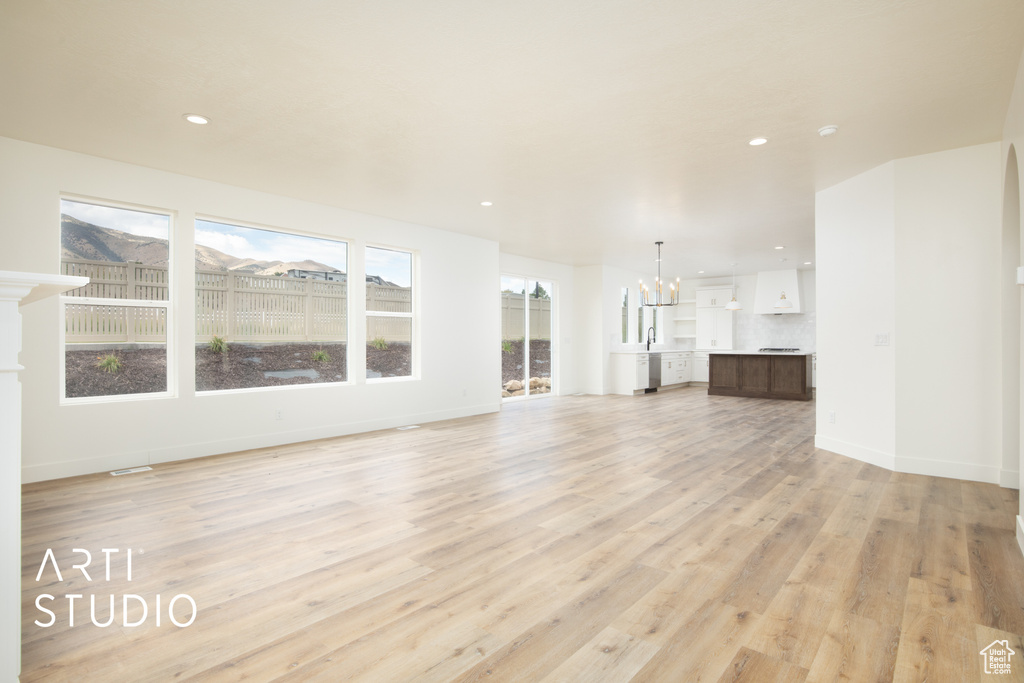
xmin=500 ymin=276 xmax=553 ymax=399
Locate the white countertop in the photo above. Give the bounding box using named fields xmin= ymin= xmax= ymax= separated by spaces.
xmin=707 ymin=349 xmax=814 ymax=356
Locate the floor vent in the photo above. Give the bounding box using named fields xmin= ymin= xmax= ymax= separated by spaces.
xmin=396 ymin=425 xmax=421 ymax=431
xmin=110 ymin=466 xmax=153 ymax=476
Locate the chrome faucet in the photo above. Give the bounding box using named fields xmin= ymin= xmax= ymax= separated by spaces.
xmin=646 ymin=326 xmax=655 ymax=351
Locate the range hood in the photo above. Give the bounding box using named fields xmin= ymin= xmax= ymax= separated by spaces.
xmin=754 ymin=269 xmax=802 ymax=314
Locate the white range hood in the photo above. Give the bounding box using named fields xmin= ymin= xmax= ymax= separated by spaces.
xmin=754 ymin=269 xmax=802 ymax=314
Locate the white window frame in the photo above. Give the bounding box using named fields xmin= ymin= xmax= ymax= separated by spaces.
xmin=364 ymin=243 xmax=417 ymax=383
xmin=59 ymin=196 xmax=175 ymax=404
xmin=500 ymin=273 xmax=556 ymax=401
xmin=193 ymin=214 xmax=353 ymax=395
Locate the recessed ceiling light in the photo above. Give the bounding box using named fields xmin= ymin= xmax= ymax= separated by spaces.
xmin=804 ymin=261 xmax=812 ymax=265
xmin=480 ymin=201 xmax=493 ymax=207
xmin=749 ymin=137 xmax=768 ymax=146
xmin=183 ymin=114 xmax=209 ymax=125
xmin=774 ymin=246 xmax=784 ymax=250
xmin=698 ymin=270 xmax=705 ymax=274
xmin=818 ymin=125 xmax=839 ymax=137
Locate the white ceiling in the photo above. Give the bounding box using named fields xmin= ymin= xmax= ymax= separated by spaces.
xmin=3 ymin=1 xmax=1023 ymax=278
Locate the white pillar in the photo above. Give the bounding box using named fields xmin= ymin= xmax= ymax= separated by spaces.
xmin=0 ymin=272 xmax=86 ymax=682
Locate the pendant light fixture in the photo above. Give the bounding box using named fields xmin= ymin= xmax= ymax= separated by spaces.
xmin=725 ymin=263 xmax=742 ymax=310
xmin=639 ymin=241 xmax=680 ymax=307
xmin=775 ymin=291 xmax=793 ymax=309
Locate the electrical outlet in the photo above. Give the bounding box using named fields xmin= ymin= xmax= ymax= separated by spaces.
xmin=875 ymin=333 xmax=889 ymax=346
xmin=828 ymin=410 xmax=836 ymax=424
xmin=275 ymin=410 xmax=284 ymax=421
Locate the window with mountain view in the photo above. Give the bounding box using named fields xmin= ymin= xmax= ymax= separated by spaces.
xmin=194 ymin=219 xmax=349 ymax=391
xmin=60 ymin=198 xmax=172 ymax=400
xmin=365 ymin=246 xmax=413 ymax=379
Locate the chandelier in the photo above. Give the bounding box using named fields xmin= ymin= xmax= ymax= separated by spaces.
xmin=640 ymin=241 xmax=679 ymax=307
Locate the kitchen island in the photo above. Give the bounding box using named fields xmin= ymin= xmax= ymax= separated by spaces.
xmin=708 ymin=351 xmax=813 ymax=401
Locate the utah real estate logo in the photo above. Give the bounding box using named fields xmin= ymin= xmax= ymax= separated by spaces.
xmin=980 ymin=639 xmax=1015 ymax=675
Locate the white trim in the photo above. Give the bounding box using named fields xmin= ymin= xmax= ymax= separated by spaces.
xmin=896 ymin=455 xmax=1000 ymax=485
xmin=1017 ymin=515 xmax=1024 ymax=558
xmin=59 ymin=296 xmax=170 ymax=308
xmin=1000 ymin=469 xmax=1020 ymax=489
xmin=21 ymin=401 xmax=499 ymax=483
xmin=814 ymin=434 xmax=896 ymax=470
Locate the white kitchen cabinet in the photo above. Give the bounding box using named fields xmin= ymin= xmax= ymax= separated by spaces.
xmin=611 ymin=352 xmax=650 ymax=395
xmin=696 ymin=307 xmax=733 ymax=350
xmin=660 ymin=352 xmax=690 ymax=386
xmin=696 ymin=287 xmax=733 ymax=308
xmin=667 ymin=352 xmax=692 ymax=384
xmin=692 ymin=352 xmax=709 ymax=382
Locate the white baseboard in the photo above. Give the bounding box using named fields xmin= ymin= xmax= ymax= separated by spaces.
xmin=896 ymin=456 xmax=1000 ymax=486
xmin=22 ymin=402 xmax=499 ymax=483
xmin=814 ymin=435 xmax=1010 ymax=486
xmin=814 ymin=435 xmax=896 ymax=471
xmin=1018 ymin=516 xmax=1024 ymax=558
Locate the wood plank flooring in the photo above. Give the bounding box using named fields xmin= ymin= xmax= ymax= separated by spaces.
xmin=20 ymin=388 xmax=1024 ymax=681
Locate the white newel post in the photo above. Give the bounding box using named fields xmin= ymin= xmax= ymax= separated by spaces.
xmin=0 ymin=272 xmax=87 ymax=683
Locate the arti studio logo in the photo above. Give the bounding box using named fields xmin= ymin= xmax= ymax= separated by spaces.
xmin=980 ymin=639 xmax=1016 ymax=675
xmin=33 ymin=548 xmax=197 ymax=628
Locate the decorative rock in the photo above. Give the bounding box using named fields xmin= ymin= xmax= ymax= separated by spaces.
xmin=501 ymin=390 xmax=512 ymax=398
xmin=540 ymin=377 xmax=551 ymax=387
xmin=511 ymin=389 xmax=525 ymax=396
xmin=505 ymin=379 xmax=523 ymax=391
xmin=529 ymin=377 xmax=543 ymax=389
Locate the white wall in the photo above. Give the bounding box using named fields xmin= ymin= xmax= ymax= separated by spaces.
xmin=499 ymin=253 xmax=577 ymax=395
xmin=679 ymin=272 xmax=816 ymax=352
xmin=815 ymin=143 xmax=1008 ymax=484
xmin=1002 ymin=45 xmax=1024 ymax=546
xmin=0 ymin=137 xmax=500 ymax=482
xmin=815 ymin=161 xmax=898 ymax=470
xmin=571 ymin=265 xmax=604 ymax=395
xmin=894 ymin=143 xmax=1003 ymax=482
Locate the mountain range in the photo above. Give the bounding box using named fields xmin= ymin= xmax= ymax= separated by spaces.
xmin=61 ymin=214 xmax=343 ymax=277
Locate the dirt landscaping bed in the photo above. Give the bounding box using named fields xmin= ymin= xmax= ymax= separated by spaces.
xmin=64 ymin=341 xmax=415 ymax=397
xmin=195 ymin=342 xmax=349 ymax=391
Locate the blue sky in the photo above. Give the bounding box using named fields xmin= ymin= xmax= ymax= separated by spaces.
xmin=195 ymin=220 xmax=349 ymax=274
xmin=61 ymin=200 xmax=410 ymax=286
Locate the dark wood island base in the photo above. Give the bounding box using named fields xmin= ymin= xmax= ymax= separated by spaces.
xmin=708 ymin=353 xmax=813 ymax=401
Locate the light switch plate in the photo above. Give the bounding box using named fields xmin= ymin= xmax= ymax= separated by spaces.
xmin=1018 ymin=266 xmax=1024 ymax=285
xmin=875 ymin=333 xmax=890 ymax=346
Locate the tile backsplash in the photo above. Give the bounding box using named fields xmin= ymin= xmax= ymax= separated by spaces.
xmin=734 ymin=310 xmax=816 ymax=351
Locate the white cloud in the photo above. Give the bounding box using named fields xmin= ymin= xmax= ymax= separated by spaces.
xmin=194 ymin=230 xmax=253 ymax=256
xmin=61 ymin=199 xmax=170 ymax=240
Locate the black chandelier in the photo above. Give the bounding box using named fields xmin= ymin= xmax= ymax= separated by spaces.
xmin=640 ymin=241 xmax=679 ymax=307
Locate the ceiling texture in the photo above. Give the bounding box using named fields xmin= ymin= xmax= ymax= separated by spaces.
xmin=3 ymin=1 xmax=1024 ymax=277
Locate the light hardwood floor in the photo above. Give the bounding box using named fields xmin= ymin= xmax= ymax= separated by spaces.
xmin=21 ymin=388 xmax=1024 ymax=682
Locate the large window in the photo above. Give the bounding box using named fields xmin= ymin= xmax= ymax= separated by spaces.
xmin=194 ymin=220 xmax=348 ymax=391
xmin=60 ymin=198 xmax=172 ymax=400
xmin=500 ymin=276 xmax=553 ymax=398
xmin=365 ymin=246 xmax=413 ymax=379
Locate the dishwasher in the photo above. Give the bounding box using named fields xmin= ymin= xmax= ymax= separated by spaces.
xmin=647 ymin=352 xmax=661 ymax=392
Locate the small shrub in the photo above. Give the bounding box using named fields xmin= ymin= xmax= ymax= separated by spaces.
xmin=311 ymin=348 xmax=331 ymax=363
xmin=370 ymin=337 xmax=389 ymax=351
xmin=501 ymin=340 xmax=513 ymax=355
xmin=208 ymin=336 xmax=228 ymax=354
xmin=96 ymin=354 xmax=122 ymax=374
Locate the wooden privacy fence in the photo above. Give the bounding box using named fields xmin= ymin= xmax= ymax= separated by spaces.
xmin=61 ymin=259 xmax=412 ymax=343
xmin=500 ymin=292 xmax=551 ymax=340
